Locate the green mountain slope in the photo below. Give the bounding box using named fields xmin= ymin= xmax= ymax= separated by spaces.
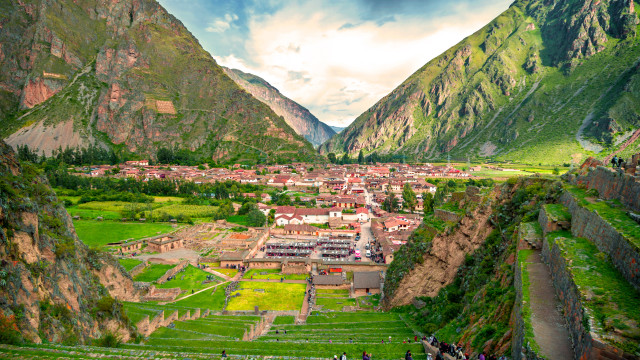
xmin=222 ymin=67 xmax=336 ymax=147
xmin=320 ymin=0 xmax=640 ymax=165
xmin=0 ymin=0 xmax=318 ymax=164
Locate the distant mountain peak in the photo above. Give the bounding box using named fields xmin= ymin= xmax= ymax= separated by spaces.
xmin=222 ymin=66 xmax=336 ymax=147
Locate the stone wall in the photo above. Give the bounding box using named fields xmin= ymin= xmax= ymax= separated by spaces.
xmin=512 ymin=251 xmax=545 ymax=360
xmin=434 ymin=209 xmax=462 ymax=223
xmin=538 ymin=205 xmax=570 ymax=235
xmin=129 ymin=261 xmax=148 ymax=277
xmin=541 ymin=236 xmax=634 ymax=360
xmin=570 ymin=165 xmax=640 ymax=213
xmin=560 ymin=191 xmax=640 ymax=291
xmin=157 ymin=260 xmax=189 ymax=284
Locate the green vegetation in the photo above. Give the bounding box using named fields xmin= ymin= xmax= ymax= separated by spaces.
xmin=156 ymin=265 xmax=222 ymax=294
xmin=547 ymin=231 xmax=640 ymax=353
xmin=315 ymin=297 xmax=357 ymax=311
xmin=226 ymin=214 xmax=249 ymax=226
xmin=243 ymin=269 xmax=307 ymax=280
xmin=133 ymin=264 xmax=175 ymax=283
xmin=565 ymin=185 xmax=640 ymax=249
xmin=227 ymin=282 xmax=306 ymax=311
xmin=542 ymin=204 xmax=571 ymax=222
xmin=173 ymin=286 xmax=227 ymax=310
xmin=517 ymin=249 xmax=540 ymax=354
xmin=213 ymin=268 xmax=238 ymax=277
xmin=272 ymin=315 xmax=296 ymax=325
xmin=117 ymin=258 xmax=142 ymax=272
xmin=72 ymin=220 xmax=173 ymax=248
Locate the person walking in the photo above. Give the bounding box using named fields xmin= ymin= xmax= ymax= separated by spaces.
xmin=362 ymin=351 xmax=370 ymax=360
xmin=341 ymin=352 xmax=347 ymax=360
xmin=435 ymin=352 xmax=444 ymax=360
xmin=221 ymin=350 xmax=227 ymax=358
xmin=612 ymin=155 xmax=619 ymax=168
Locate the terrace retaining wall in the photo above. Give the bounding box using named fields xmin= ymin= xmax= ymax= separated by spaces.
xmin=512 ymin=251 xmax=545 ymax=360
xmin=434 ymin=209 xmax=462 ymax=223
xmin=569 ymin=164 xmax=640 ymax=213
xmin=559 ymin=191 xmax=640 ymax=291
xmin=157 ymin=260 xmax=189 ymax=284
xmin=541 ymin=236 xmax=633 ymax=360
xmin=129 ymin=261 xmax=148 ymax=277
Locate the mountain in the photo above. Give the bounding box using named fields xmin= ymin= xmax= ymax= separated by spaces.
xmin=329 ymin=126 xmax=346 ymax=134
xmin=0 ymin=0 xmax=318 ymax=164
xmin=222 ymin=67 xmax=336 ymax=147
xmin=320 ymin=0 xmax=640 ymax=165
xmin=0 ymin=140 xmax=137 ymax=344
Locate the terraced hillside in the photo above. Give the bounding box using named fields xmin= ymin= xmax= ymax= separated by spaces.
xmin=0 ymin=0 xmax=318 ymax=163
xmin=321 ymin=0 xmax=640 ymax=165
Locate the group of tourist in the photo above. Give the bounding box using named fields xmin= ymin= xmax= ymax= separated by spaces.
xmin=611 ymin=156 xmax=626 ymax=169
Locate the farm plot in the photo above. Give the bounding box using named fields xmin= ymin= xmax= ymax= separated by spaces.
xmin=226 ymin=282 xmax=306 ymax=311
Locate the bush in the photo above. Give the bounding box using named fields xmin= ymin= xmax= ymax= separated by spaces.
xmin=0 ymin=312 xmax=23 ymax=345
xmin=247 ymin=209 xmax=266 ymax=227
xmin=94 ymin=331 xmax=122 ymax=348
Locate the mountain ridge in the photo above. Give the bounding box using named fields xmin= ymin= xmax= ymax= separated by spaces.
xmin=320 ymin=0 xmax=640 ymax=165
xmin=0 ymin=0 xmax=318 ymax=164
xmin=221 ymin=66 xmax=336 ymax=147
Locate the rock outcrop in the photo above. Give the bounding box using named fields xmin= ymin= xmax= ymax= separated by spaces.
xmin=0 ymin=0 xmax=317 ymax=163
xmin=0 ymin=140 xmax=138 ymax=344
xmin=222 ymin=67 xmax=336 ymax=147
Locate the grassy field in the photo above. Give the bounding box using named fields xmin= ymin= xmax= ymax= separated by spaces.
xmin=118 ymin=258 xmax=142 ymax=272
xmin=72 ymin=220 xmax=173 ymax=248
xmin=66 ymin=206 xmax=121 ymax=220
xmin=213 ymin=268 xmax=238 ymax=277
xmin=144 ymin=204 xmax=218 ymax=219
xmin=315 ymin=296 xmax=357 ymax=311
xmin=173 ymin=285 xmax=227 ymax=310
xmin=243 ymin=269 xmax=307 ymax=280
xmin=156 ymin=265 xmax=223 ymax=294
xmin=273 ymin=315 xmax=296 ymax=325
xmin=133 ymin=264 xmax=175 ymax=282
xmin=227 ymin=282 xmax=306 ymax=311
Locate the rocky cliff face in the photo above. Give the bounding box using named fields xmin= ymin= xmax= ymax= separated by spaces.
xmin=0 ymin=0 xmax=317 ymax=163
xmin=0 ymin=140 xmax=137 ymax=344
xmin=321 ymin=0 xmax=640 ymax=165
xmin=222 ymin=67 xmax=336 ymax=147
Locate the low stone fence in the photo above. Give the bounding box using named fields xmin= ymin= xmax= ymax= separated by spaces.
xmin=157 ymin=260 xmax=189 ymax=284
xmin=142 ymin=286 xmax=181 ymax=302
xmin=129 ymin=261 xmax=148 ymax=277
xmin=560 ymin=191 xmax=640 ymax=291
xmin=542 ymin=236 xmax=634 ymax=360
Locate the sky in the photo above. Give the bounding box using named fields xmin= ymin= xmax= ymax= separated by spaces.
xmin=158 ymin=0 xmax=514 ymax=128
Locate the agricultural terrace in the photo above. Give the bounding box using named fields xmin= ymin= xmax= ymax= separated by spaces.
xmin=243 ymin=269 xmax=307 ymax=281
xmin=173 ymin=286 xmax=227 ymax=310
xmin=118 ymin=258 xmax=142 ymax=272
xmin=73 ymin=220 xmax=173 ymax=248
xmin=315 ymin=289 xmax=357 ymax=311
xmin=132 ymin=264 xmax=175 ymax=282
xmin=155 ymin=265 xmax=223 ymax=296
xmin=226 ymin=282 xmax=306 ymax=311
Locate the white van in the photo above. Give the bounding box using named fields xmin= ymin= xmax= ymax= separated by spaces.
xmin=365 ymin=250 xmax=371 ymax=258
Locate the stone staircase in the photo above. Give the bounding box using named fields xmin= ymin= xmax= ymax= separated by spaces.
xmin=513 ymin=182 xmax=640 ymax=360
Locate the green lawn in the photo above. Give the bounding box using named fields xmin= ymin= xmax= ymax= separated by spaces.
xmin=213 ymin=268 xmax=238 ymax=277
xmin=66 ymin=206 xmax=121 ymax=220
xmin=542 ymin=203 xmax=571 ymax=222
xmin=118 ymin=258 xmax=142 ymax=272
xmin=243 ymin=269 xmax=307 ymax=280
xmin=227 ymin=282 xmax=306 ymax=311
xmin=273 ymin=315 xmax=296 ymax=325
xmin=315 ymin=297 xmax=357 ymax=311
xmin=73 ymin=220 xmax=173 ymax=248
xmin=133 ymin=264 xmax=175 ymax=283
xmin=173 ymin=286 xmax=227 ymax=310
xmin=156 ymin=265 xmax=223 ymax=293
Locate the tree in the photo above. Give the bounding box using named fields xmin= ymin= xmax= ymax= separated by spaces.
xmin=552 ymin=167 xmax=560 ymax=175
xmin=238 ymin=202 xmax=257 ymax=215
xmin=383 ymin=192 xmax=399 ymax=213
xmin=357 ymin=150 xmax=364 ymax=164
xmin=328 ymin=153 xmax=337 ymax=164
xmin=247 ymin=209 xmax=267 ymax=227
xmin=422 ymin=192 xmax=434 ymax=215
xmin=157 ymin=147 xmax=173 ymax=164
xmin=402 ymin=183 xmax=417 ymax=213
xmin=340 ymin=153 xmax=349 ymax=165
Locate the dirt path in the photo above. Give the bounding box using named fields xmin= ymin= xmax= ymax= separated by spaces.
xmin=527 ymin=251 xmax=573 ymax=360
xmin=297 ymin=282 xmax=311 ymax=323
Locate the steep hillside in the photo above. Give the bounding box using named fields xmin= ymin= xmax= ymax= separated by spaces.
xmin=320 ymin=0 xmax=640 ymax=165
xmin=0 ymin=140 xmax=137 ymax=344
xmin=222 ymin=67 xmax=336 ymax=147
xmin=0 ymin=0 xmax=318 ymax=163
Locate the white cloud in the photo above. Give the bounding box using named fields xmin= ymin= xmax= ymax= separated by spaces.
xmin=216 ymin=1 xmax=511 ymax=127
xmin=206 ymin=13 xmax=238 ymax=33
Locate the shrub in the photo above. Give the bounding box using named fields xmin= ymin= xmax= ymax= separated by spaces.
xmin=94 ymin=331 xmax=122 ymax=348
xmin=0 ymin=312 xmax=23 ymax=345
